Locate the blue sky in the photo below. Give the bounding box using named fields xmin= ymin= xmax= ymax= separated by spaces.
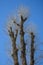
xmin=0 ymin=0 xmax=43 ymax=65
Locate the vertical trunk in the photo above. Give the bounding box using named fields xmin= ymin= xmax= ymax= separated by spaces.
xmin=30 ymin=32 xmax=35 ymax=65
xmin=20 ymin=16 xmax=27 ymax=65
xmin=9 ymin=28 xmax=19 ymax=65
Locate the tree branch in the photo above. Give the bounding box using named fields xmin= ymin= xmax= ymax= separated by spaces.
xmin=30 ymin=32 xmax=35 ymax=65
xmin=20 ymin=16 xmax=27 ymax=65
xmin=8 ymin=27 xmax=19 ymax=65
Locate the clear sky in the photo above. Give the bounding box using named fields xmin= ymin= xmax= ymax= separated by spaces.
xmin=0 ymin=0 xmax=43 ymax=65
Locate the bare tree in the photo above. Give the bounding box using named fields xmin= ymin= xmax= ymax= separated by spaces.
xmin=6 ymin=6 xmax=43 ymax=65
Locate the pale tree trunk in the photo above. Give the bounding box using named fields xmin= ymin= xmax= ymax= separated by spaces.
xmin=20 ymin=16 xmax=27 ymax=65
xmin=8 ymin=27 xmax=19 ymax=65
xmin=30 ymin=32 xmax=35 ymax=65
